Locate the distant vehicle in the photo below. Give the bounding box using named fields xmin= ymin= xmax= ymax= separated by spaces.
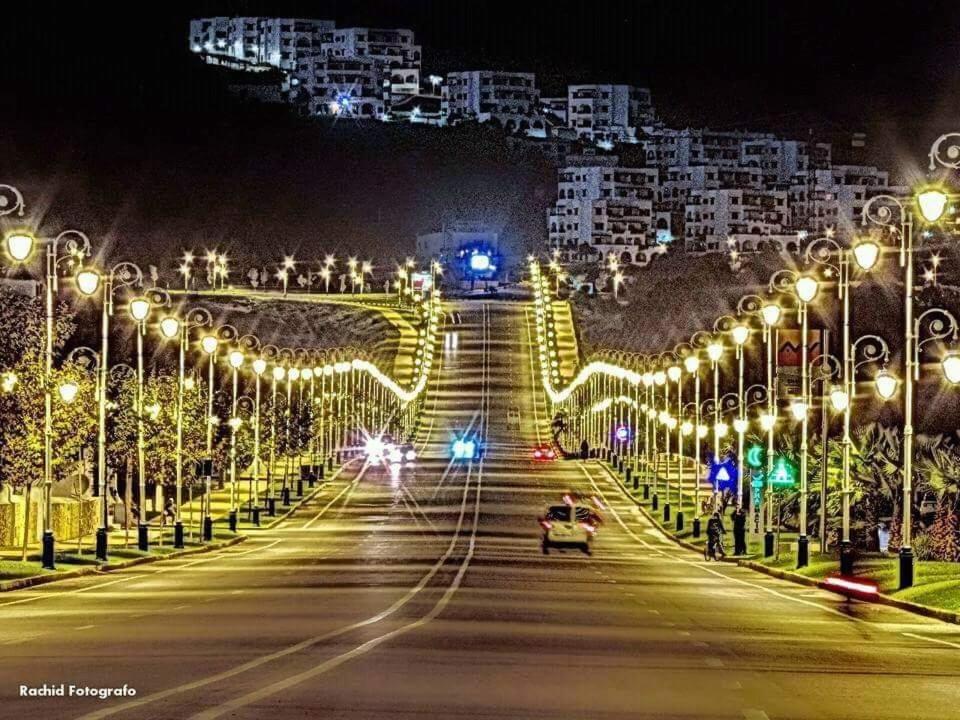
xmin=451 ymin=436 xmax=481 ymax=460
xmin=507 ymin=406 xmax=521 ymax=426
xmin=539 ymin=503 xmax=600 ymax=555
xmin=532 ymin=444 xmax=556 ymax=461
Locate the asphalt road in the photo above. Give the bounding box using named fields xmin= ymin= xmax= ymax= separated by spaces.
xmin=3 ymin=301 xmax=960 ymax=719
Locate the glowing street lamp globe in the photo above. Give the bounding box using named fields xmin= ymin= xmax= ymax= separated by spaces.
xmin=759 ymin=413 xmax=776 ymax=432
xmin=707 ymin=342 xmax=724 ymax=363
xmin=697 ymin=425 xmax=709 ymax=439
xmin=684 ymin=355 xmax=700 ymax=374
xmin=301 ymin=367 xmax=313 ymax=380
xmin=829 ymin=386 xmax=849 ymax=412
xmin=761 ymin=303 xmax=782 ymax=327
xmin=58 ymin=381 xmax=79 ymax=404
xmin=5 ymin=232 xmax=35 ymax=262
xmin=731 ymin=324 xmax=750 ymax=346
xmin=252 ymin=358 xmax=267 ymax=376
xmin=733 ymin=418 xmax=749 ymax=434
xmin=159 ymin=316 xmax=181 ymax=339
xmin=667 ymin=365 xmax=681 ymax=382
xmin=75 ymin=269 xmax=102 ymax=296
xmin=853 ymin=240 xmax=881 ymax=271
xmin=201 ymin=335 xmax=219 ymax=355
xmin=715 ymin=421 xmax=729 ymax=439
xmin=653 ymin=370 xmax=667 ymax=386
xmin=942 ymin=354 xmax=960 ymax=385
xmin=916 ymin=187 xmax=949 ymax=224
xmin=681 ymin=420 xmax=693 ymax=436
xmin=272 ymin=366 xmax=286 ymax=382
xmin=129 ymin=297 xmax=150 ymax=322
xmin=790 ymin=400 xmax=808 ymax=421
xmin=287 ymin=367 xmax=300 ymax=381
xmin=795 ymin=275 xmax=819 ymax=304
xmin=228 ymin=350 xmax=244 ymax=369
xmin=875 ymin=369 xmax=898 ymax=400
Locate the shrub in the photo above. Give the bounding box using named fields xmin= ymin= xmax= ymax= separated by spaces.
xmin=912 ymin=533 xmax=936 ymax=561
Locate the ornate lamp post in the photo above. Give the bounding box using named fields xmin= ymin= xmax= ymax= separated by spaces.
xmin=4 ymin=228 xmax=93 ymax=568
xmin=158 ymin=307 xmax=212 ymax=548
xmin=805 ymin=232 xmax=881 ymax=572
xmin=76 ymin=261 xmax=143 ymax=560
xmin=738 ymin=294 xmax=782 ymax=557
xmin=768 ymin=269 xmax=821 ymax=567
xmin=859 ymin=185 xmax=952 ymax=588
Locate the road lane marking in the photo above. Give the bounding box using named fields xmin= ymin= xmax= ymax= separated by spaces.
xmin=580 ymin=464 xmax=874 ymax=625
xmin=78 ymin=410 xmax=486 ymax=720
xmin=0 ymin=574 xmax=145 ymax=609
xmin=743 ymin=711 xmax=769 ymax=720
xmin=74 ymin=625 xmax=95 ymax=631
xmin=902 ymin=631 xmax=960 ymax=650
xmin=188 ymin=302 xmax=493 ymax=720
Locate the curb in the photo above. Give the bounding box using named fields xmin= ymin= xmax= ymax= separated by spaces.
xmin=596 ymin=461 xmax=738 ymax=562
xmin=256 ymin=459 xmax=358 ymax=530
xmin=0 ymin=460 xmax=358 ymax=594
xmin=599 ymin=461 xmax=960 ymax=626
xmin=0 ymin=535 xmax=247 ymax=593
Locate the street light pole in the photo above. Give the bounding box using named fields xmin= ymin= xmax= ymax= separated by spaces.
xmin=5 ymin=229 xmax=93 ymax=568
xmin=862 ymin=187 xmax=950 ymax=588
xmin=77 ymin=261 xmax=142 ymax=561
xmin=128 ymin=297 xmax=152 ymax=551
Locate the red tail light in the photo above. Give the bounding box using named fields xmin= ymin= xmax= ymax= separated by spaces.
xmin=540 ymin=520 xmax=552 ymax=530
xmin=823 ymin=575 xmax=878 ymax=598
xmin=533 ymin=449 xmax=542 ymax=459
xmin=579 ymin=522 xmax=596 ymax=534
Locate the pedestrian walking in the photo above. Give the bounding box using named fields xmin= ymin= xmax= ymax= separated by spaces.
xmin=580 ymin=439 xmax=589 ymax=460
xmin=706 ymin=511 xmax=726 ymax=561
xmin=732 ymin=504 xmax=747 ymax=555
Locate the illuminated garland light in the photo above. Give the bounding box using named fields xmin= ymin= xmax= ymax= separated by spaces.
xmin=529 ymin=260 xmax=640 ymax=404
xmin=590 ymin=395 xmax=639 ymax=413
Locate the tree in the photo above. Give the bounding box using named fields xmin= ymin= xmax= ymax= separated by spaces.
xmin=0 ymin=289 xmax=97 ymax=559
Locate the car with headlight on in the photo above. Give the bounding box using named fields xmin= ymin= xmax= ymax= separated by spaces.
xmin=539 ymin=503 xmax=599 ymax=555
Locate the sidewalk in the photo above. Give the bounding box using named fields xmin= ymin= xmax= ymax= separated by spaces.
xmin=0 ymin=454 xmax=353 ymax=588
xmin=600 ymin=458 xmax=960 ymax=625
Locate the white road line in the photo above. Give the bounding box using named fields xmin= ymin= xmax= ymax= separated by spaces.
xmin=78 ymin=376 xmax=486 ymax=720
xmin=902 ymin=631 xmax=960 ymax=650
xmin=580 ymin=464 xmax=873 ymax=625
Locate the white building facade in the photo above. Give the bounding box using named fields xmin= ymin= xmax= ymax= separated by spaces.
xmin=548 ymin=158 xmax=668 ymax=265
xmin=442 ymin=71 xmax=541 ymax=131
xmin=189 ymin=17 xmax=334 ymax=71
xmin=567 ymin=84 xmax=655 ymax=145
xmin=319 ymin=27 xmax=421 ymax=98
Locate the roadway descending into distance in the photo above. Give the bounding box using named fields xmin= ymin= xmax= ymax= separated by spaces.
xmin=2 ymin=301 xmax=960 ymax=719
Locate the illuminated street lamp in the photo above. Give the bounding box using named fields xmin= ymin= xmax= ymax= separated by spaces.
xmin=159 ymin=307 xmax=212 ymax=547
xmin=860 ymin=184 xmax=955 ymax=588
xmin=4 ymin=228 xmax=93 ymax=569
xmin=227 ymin=349 xmax=245 ymax=532
xmin=250 ymin=357 xmax=267 ymax=525
xmin=129 ymin=295 xmax=154 ymax=551
xmin=58 ymin=381 xmax=79 ymax=404
xmin=770 ymin=268 xmax=820 ymax=567
xmin=942 ymin=353 xmax=960 ymax=385
xmin=75 ymin=261 xmax=142 ymax=560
